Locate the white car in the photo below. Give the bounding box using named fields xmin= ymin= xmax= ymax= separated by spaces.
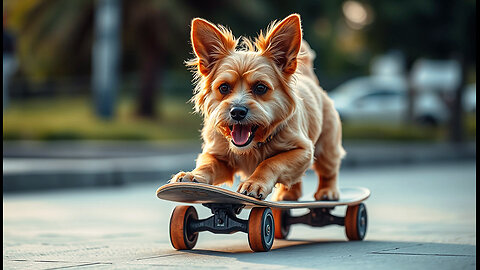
xmin=328 ymin=76 xmax=449 ymax=126
xmin=463 ymin=83 xmax=476 ymax=113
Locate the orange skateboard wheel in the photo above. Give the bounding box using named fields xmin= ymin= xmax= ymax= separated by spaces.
xmin=169 ymin=205 xmax=198 ymax=250
xmin=248 ymin=207 xmax=275 ymax=252
xmin=345 ymin=203 xmax=367 ymax=241
xmin=272 ymin=208 xmax=290 ymax=239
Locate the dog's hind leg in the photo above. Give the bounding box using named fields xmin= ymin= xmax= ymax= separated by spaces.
xmin=313 ymin=99 xmax=345 ymax=201
xmin=271 ymin=182 xmax=302 ymax=201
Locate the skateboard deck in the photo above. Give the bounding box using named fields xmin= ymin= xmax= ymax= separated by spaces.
xmin=156 ymin=182 xmax=370 ymax=208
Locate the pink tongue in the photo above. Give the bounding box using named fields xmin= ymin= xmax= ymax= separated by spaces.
xmin=231 ymin=125 xmax=250 ymax=145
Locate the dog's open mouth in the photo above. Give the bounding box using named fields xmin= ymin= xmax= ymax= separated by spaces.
xmin=229 ymin=125 xmax=258 ymax=147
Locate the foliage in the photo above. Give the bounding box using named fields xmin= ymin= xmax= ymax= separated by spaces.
xmin=365 ymin=0 xmax=476 ymax=67
xmin=4 ymin=0 xmax=475 ymax=88
xmin=4 ymin=0 xmax=94 ymax=81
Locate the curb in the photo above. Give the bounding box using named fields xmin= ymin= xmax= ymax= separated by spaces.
xmin=3 ymin=154 xmax=197 ymax=192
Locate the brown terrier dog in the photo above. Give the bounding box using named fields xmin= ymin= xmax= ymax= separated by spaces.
xmin=170 ymin=14 xmax=345 ymax=202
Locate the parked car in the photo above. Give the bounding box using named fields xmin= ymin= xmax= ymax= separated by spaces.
xmin=328 ymin=76 xmax=449 ymax=126
xmin=462 ymin=83 xmax=476 ymax=113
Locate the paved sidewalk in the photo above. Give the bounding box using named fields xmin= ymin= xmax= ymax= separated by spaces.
xmin=3 ymin=161 xmax=476 ymax=269
xmin=3 ymin=140 xmax=476 ymax=192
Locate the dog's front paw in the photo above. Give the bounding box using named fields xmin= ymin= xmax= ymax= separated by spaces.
xmin=314 ymin=187 xmax=340 ymax=201
xmin=169 ymin=171 xmax=209 ymax=184
xmin=237 ymin=180 xmax=273 ymax=200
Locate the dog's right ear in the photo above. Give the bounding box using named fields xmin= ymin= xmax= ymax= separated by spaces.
xmin=191 ymin=18 xmax=236 ymax=76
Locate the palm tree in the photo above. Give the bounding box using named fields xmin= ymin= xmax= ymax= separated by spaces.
xmin=4 ymin=0 xmax=192 ymax=119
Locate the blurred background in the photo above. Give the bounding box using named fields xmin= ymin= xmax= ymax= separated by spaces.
xmin=3 ymin=3 xmax=476 ymax=267
xmin=3 ymin=0 xmax=476 ymax=191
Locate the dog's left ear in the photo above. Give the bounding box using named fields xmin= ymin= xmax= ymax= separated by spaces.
xmin=261 ymin=14 xmax=302 ymax=75
xmin=191 ymin=18 xmax=236 ymax=76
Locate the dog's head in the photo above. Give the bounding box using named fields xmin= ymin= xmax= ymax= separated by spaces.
xmin=187 ymin=14 xmax=302 ymax=154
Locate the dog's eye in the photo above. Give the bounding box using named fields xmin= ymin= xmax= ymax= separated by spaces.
xmin=253 ymin=83 xmax=268 ymax=95
xmin=218 ymin=83 xmax=231 ymax=94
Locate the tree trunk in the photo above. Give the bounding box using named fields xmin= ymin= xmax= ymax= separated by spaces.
xmin=406 ymin=75 xmax=416 ymax=125
xmin=137 ymin=47 xmax=159 ymax=119
xmin=448 ymin=56 xmax=466 ymax=143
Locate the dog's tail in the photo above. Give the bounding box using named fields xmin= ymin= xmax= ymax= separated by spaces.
xmin=297 ymin=40 xmax=319 ymax=84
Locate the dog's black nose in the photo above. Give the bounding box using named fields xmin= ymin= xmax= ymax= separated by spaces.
xmin=230 ymin=106 xmax=248 ymax=121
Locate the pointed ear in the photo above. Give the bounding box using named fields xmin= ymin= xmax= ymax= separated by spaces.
xmin=191 ymin=18 xmax=236 ymax=76
xmin=260 ymin=14 xmax=302 ymax=75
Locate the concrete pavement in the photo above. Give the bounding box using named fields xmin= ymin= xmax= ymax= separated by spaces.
xmin=3 ymin=160 xmax=476 ymax=269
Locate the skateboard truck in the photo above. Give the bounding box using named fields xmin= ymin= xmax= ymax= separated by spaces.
xmin=285 ymin=207 xmax=345 ymax=228
xmin=188 ymin=204 xmax=248 ymax=234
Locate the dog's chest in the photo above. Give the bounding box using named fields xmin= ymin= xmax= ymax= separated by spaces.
xmin=227 ymin=148 xmax=273 ymax=178
xmin=228 ymin=155 xmax=256 ymax=177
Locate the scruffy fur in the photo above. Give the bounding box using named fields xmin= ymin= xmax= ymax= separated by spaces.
xmin=170 ymin=14 xmax=346 ymax=201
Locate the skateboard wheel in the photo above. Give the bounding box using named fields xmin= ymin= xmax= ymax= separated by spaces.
xmin=248 ymin=207 xmax=275 ymax=252
xmin=272 ymin=208 xmax=290 ymax=239
xmin=169 ymin=205 xmax=198 ymax=250
xmin=345 ymin=203 xmax=367 ymax=241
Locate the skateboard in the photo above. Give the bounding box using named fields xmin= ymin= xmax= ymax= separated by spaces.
xmin=156 ymin=182 xmax=370 ymax=252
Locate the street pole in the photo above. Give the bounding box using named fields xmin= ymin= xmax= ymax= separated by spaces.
xmin=92 ymin=0 xmax=121 ymax=119
xmin=449 ymin=55 xmax=466 ymax=143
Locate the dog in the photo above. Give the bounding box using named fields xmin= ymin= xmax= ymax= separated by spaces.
xmin=169 ymin=14 xmax=345 ymax=202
